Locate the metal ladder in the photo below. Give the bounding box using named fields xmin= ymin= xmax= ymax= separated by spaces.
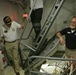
xmin=33 ymin=0 xmax=65 ymax=51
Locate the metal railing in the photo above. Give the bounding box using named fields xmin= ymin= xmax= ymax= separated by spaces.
xmin=28 ymin=56 xmax=76 ymax=75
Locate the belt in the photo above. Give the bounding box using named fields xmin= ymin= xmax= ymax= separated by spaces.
xmin=5 ymin=40 xmax=16 ymax=43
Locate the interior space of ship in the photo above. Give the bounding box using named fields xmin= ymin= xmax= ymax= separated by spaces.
xmin=0 ymin=0 xmax=76 ymax=75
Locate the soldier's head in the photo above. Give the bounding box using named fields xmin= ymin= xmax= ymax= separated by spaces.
xmin=3 ymin=16 xmax=12 ymax=27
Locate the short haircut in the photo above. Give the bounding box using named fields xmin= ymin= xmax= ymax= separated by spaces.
xmin=3 ymin=16 xmax=11 ymax=24
xmin=72 ymin=16 xmax=76 ymax=19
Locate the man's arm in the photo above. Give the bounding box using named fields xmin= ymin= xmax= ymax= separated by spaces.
xmin=56 ymin=32 xmax=62 ymax=38
xmin=0 ymin=29 xmax=5 ymax=43
xmin=20 ymin=13 xmax=28 ymax=29
xmin=56 ymin=32 xmax=64 ymax=45
xmin=20 ymin=17 xmax=26 ymax=29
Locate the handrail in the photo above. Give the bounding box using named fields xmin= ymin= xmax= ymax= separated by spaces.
xmin=19 ymin=27 xmax=33 ymax=40
xmin=24 ymin=36 xmax=59 ymax=71
xmin=18 ymin=0 xmax=37 ymax=69
xmin=18 ymin=41 xmax=36 ymax=69
xmin=29 ymin=56 xmax=76 ymax=61
xmin=41 ymin=0 xmax=57 ymax=30
xmin=18 ymin=0 xmax=37 ymax=44
xmin=28 ymin=56 xmax=76 ymax=75
xmin=20 ymin=41 xmax=36 ymax=52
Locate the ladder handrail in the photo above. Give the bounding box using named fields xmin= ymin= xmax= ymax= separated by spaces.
xmin=20 ymin=41 xmax=36 ymax=52
xmin=18 ymin=0 xmax=37 ymax=44
xmin=18 ymin=0 xmax=38 ymax=69
xmin=41 ymin=0 xmax=57 ymax=29
xmin=29 ymin=38 xmax=59 ymax=68
xmin=24 ymin=37 xmax=59 ymax=72
xmin=19 ymin=27 xmax=33 ymax=40
xmin=28 ymin=56 xmax=76 ymax=75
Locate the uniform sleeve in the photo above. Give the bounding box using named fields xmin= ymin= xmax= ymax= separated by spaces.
xmin=13 ymin=21 xmax=21 ymax=28
xmin=60 ymin=28 xmax=67 ymax=35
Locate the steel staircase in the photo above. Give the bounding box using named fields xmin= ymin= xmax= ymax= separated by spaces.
xmin=29 ymin=0 xmax=65 ymax=56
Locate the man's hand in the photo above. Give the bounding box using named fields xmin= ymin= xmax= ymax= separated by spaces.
xmin=23 ymin=13 xmax=28 ymax=21
xmin=59 ymin=37 xmax=65 ymax=45
xmin=56 ymin=32 xmax=65 ymax=45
